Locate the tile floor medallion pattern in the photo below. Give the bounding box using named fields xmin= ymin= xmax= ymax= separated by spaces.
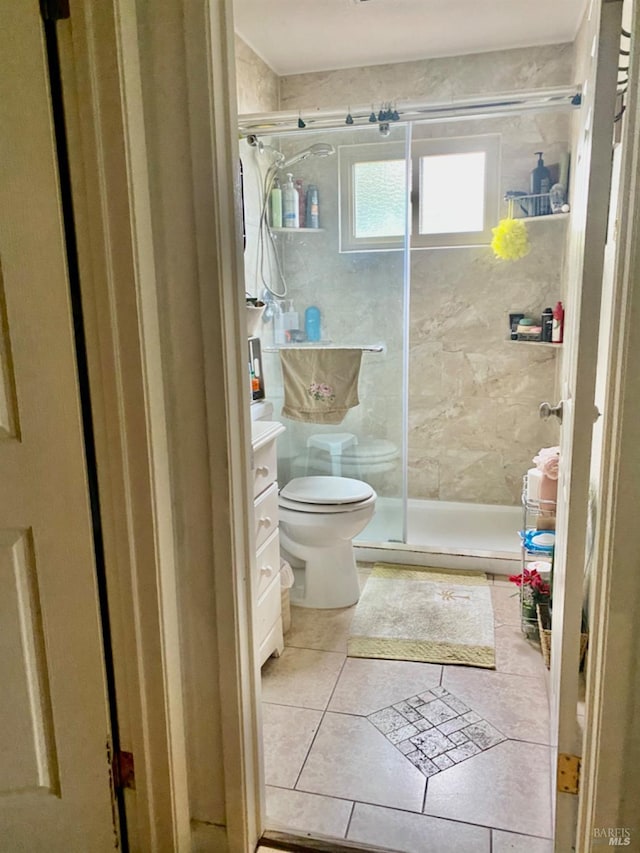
xmin=262 ymin=572 xmax=555 ymax=845
xmin=368 ymin=685 xmax=507 ymax=777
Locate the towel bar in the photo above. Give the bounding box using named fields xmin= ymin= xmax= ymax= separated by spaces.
xmin=263 ymin=344 xmax=385 ymax=353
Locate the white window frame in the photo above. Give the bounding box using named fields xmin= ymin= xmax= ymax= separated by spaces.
xmin=339 ymin=141 xmax=406 ymax=252
xmin=339 ymin=134 xmax=501 ymax=252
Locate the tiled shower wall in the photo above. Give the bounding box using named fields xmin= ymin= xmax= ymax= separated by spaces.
xmin=237 ymin=40 xmax=569 ymax=505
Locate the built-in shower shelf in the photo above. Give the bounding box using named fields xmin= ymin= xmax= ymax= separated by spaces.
xmin=507 ymin=340 xmax=563 ymax=348
xmin=513 ymin=212 xmax=569 ymax=223
xmin=270 ymin=227 xmax=326 ymax=233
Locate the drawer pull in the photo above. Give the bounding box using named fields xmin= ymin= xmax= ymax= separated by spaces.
xmin=258 ymin=515 xmax=272 ymax=528
xmin=256 ymin=465 xmax=270 ymax=477
xmin=260 ymin=564 xmax=274 ymax=578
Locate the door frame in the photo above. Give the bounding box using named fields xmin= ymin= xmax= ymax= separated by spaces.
xmin=57 ymin=2 xmax=191 ymax=849
xmin=576 ymin=2 xmax=640 ymax=844
xmin=58 ymin=0 xmax=259 ymax=849
xmin=58 ymin=0 xmax=640 ymax=850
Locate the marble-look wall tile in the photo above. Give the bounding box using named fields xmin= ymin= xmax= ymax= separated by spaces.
xmin=280 ymin=44 xmax=574 ymax=111
xmin=246 ymin=47 xmax=570 ymax=506
xmin=235 ymin=35 xmax=279 ymax=114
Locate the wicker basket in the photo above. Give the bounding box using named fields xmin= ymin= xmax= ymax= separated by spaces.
xmin=537 ymin=602 xmax=588 ymax=670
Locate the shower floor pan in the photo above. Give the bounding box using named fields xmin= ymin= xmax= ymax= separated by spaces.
xmin=355 ymin=497 xmax=522 ymax=575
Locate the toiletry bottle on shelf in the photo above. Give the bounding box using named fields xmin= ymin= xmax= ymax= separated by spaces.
xmin=282 ymin=173 xmax=299 ymax=228
xmin=306 ymin=185 xmax=320 ymax=228
xmin=304 ymin=305 xmax=321 ymax=342
xmin=295 ymin=179 xmax=305 ymax=227
xmin=552 ymin=301 xmax=564 ymax=343
xmin=282 ymin=299 xmax=299 ymax=338
xmin=549 ymin=184 xmax=565 ymax=214
xmin=531 ymin=152 xmax=551 ymax=216
xmin=541 ymin=307 xmax=553 ymax=342
xmin=270 ymin=177 xmax=282 ymax=228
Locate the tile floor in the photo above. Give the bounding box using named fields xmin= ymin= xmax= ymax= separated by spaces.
xmin=261 ymin=569 xmax=555 ymax=852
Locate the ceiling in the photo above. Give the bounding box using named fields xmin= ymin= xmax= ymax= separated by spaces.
xmin=234 ymin=0 xmax=589 ymax=77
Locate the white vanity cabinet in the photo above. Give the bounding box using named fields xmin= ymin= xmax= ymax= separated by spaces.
xmin=251 ymin=419 xmax=286 ymax=666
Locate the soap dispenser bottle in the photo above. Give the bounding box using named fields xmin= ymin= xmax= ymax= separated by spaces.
xmin=282 ymin=173 xmax=299 ymax=228
xmin=531 ymin=152 xmax=551 ymax=216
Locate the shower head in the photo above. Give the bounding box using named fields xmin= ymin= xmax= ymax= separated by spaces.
xmin=280 ymin=143 xmax=336 ymax=169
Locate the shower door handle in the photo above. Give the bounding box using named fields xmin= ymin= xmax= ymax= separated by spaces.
xmin=539 ymin=401 xmax=563 ymax=423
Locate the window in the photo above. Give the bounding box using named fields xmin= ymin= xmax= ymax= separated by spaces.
xmin=339 ymin=135 xmax=500 ymax=252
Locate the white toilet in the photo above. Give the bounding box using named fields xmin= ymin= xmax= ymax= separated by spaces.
xmin=292 ymin=434 xmax=399 ymax=481
xmin=278 ymin=476 xmax=377 ymax=609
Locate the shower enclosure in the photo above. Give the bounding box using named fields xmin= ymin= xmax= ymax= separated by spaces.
xmin=240 ymin=89 xmax=578 ymax=569
xmin=243 ymin=122 xmax=410 ymax=546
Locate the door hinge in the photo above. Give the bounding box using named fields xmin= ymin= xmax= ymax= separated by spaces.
xmin=112 ymin=749 xmax=135 ymax=790
xmin=40 ymin=0 xmax=70 ymax=21
xmin=557 ymin=753 xmax=581 ymax=795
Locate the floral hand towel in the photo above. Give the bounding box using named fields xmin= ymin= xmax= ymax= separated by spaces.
xmin=279 ymin=348 xmax=363 ymax=424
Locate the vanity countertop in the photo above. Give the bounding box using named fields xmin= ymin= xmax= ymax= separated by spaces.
xmin=251 ymin=419 xmax=285 ymax=451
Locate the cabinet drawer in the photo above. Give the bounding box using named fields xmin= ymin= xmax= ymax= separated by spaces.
xmin=253 ymin=439 xmax=278 ymax=498
xmin=254 ymin=482 xmax=279 ymax=552
xmin=255 ymin=572 xmax=281 ymax=645
xmin=255 ymin=529 xmax=280 ymax=600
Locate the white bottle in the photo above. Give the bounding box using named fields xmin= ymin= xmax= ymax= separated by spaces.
xmin=269 ymin=177 xmax=282 ymax=228
xmin=282 ymin=299 xmax=299 ymax=340
xmin=282 ymin=173 xmax=299 ymax=228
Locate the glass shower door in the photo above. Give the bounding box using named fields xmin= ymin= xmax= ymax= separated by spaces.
xmin=245 ymin=123 xmax=409 ymax=544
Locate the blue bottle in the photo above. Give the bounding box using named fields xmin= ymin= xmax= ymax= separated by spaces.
xmin=304 ymin=306 xmax=321 ymax=342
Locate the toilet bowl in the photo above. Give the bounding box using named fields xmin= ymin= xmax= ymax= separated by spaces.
xmin=278 ymin=476 xmax=377 ymax=609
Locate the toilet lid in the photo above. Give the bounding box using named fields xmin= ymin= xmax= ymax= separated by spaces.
xmin=280 ymin=476 xmax=374 ymax=505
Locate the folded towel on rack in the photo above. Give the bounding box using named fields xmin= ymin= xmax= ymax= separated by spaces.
xmin=280 ymin=348 xmax=363 ymax=424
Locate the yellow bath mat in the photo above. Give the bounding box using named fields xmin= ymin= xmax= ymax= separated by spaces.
xmin=348 ymin=564 xmax=495 ymax=669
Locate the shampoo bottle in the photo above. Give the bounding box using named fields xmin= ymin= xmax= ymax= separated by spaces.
xmin=282 ymin=173 xmax=299 ymax=228
xmin=295 ymin=178 xmax=305 ymax=227
xmin=531 ymin=152 xmax=551 ymax=216
xmin=269 ymin=177 xmax=282 ymax=228
xmin=306 ymin=185 xmax=320 ymax=228
xmin=304 ymin=305 xmax=321 ymax=341
xmin=541 ymin=307 xmax=553 ymax=342
xmin=552 ymin=301 xmax=564 ymax=343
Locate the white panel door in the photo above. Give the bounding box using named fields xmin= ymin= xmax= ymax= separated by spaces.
xmin=549 ymin=2 xmax=621 ymax=850
xmin=0 ymin=3 xmax=117 ymax=850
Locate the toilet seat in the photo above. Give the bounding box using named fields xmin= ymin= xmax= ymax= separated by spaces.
xmin=281 ymin=476 xmax=374 ymax=504
xmin=279 ymin=476 xmax=376 ymax=514
xmin=278 ymin=475 xmax=377 ymax=608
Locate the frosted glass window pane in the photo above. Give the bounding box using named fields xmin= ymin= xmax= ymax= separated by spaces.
xmin=354 ymin=160 xmax=406 ymax=238
xmin=419 ymin=152 xmax=485 ymax=234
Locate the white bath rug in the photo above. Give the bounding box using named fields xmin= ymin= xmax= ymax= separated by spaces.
xmin=348 ymin=564 xmax=495 ymax=668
